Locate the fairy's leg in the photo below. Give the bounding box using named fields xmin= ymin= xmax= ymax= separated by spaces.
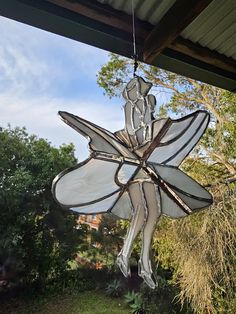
xmin=117 ymin=183 xmax=145 ymax=277
xmin=138 ymin=182 xmax=161 ymax=289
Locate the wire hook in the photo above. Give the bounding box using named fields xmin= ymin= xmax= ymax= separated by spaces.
xmin=131 ymin=0 xmax=138 ymax=77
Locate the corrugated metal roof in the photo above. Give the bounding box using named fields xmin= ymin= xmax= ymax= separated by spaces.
xmin=97 ymin=0 xmax=176 ymax=25
xmin=181 ymin=0 xmax=236 ymax=60
xmin=98 ymin=0 xmax=236 ymax=61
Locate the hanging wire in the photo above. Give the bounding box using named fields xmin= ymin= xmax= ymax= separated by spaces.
xmin=131 ymin=0 xmax=138 ymax=77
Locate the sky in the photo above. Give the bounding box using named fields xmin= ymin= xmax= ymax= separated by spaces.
xmin=0 ymin=16 xmax=168 ymax=161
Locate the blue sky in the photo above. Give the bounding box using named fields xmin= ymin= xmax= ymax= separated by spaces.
xmin=0 ymin=16 xmax=169 ymax=161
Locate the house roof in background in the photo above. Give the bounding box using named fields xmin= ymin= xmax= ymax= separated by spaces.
xmin=1 ymin=0 xmax=236 ymax=91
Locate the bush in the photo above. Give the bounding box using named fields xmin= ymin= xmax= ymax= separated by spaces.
xmin=0 ymin=126 xmax=86 ymax=290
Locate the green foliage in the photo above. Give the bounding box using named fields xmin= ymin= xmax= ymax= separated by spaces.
xmin=124 ymin=290 xmax=145 ymax=314
xmin=105 ymin=279 xmax=123 ymax=297
xmin=87 ymin=214 xmax=126 ymax=268
xmin=1 ymin=290 xmax=128 ymax=314
xmin=0 ymin=126 xmax=86 ymax=288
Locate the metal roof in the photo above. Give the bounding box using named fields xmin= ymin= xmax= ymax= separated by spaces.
xmin=98 ymin=0 xmax=176 ymax=25
xmin=98 ymin=0 xmax=236 ymax=62
xmin=0 ymin=0 xmax=235 ymax=91
xmin=181 ymin=0 xmax=236 ymax=60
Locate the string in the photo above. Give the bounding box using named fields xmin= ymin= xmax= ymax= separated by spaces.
xmin=131 ymin=0 xmax=138 ymax=77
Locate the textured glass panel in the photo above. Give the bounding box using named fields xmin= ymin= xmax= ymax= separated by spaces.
xmin=143 ymin=182 xmax=160 ymax=216
xmin=60 ymin=111 xmax=118 ymax=154
xmin=136 ymin=99 xmax=143 ymax=113
xmin=136 ymin=128 xmax=144 ymax=145
xmin=148 ymin=111 xmax=209 ymax=165
xmin=111 ymin=191 xmax=133 ymax=219
xmin=133 ymin=168 xmax=150 ymax=180
xmin=152 ymin=164 xmax=211 ymax=200
xmin=152 ymin=118 xmax=168 ymax=138
xmin=170 ymin=117 xmax=209 ymax=166
xmin=133 ymin=109 xmax=141 ymax=130
xmin=117 ymin=163 xmax=137 ymax=185
xmin=139 ymin=78 xmax=152 ymax=95
xmin=175 ymin=191 xmax=211 ymax=210
xmin=159 ymin=189 xmax=187 ymax=218
xmin=55 ymin=159 xmax=119 ymax=206
xmin=124 ymin=103 xmax=135 ymax=135
xmin=71 ymin=191 xmax=119 ymax=214
xmin=160 ymin=115 xmax=194 ymax=143
xmin=59 ymin=111 xmax=134 ymax=158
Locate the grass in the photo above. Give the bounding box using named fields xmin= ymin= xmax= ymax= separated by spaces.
xmin=1 ymin=290 xmax=129 ymax=314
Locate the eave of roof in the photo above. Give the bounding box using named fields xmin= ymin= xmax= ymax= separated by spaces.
xmin=0 ymin=0 xmax=236 ymax=91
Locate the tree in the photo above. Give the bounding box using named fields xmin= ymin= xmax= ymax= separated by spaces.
xmin=97 ymin=54 xmax=236 ymax=313
xmin=0 ymin=126 xmax=86 ymax=288
xmin=87 ymin=214 xmax=126 ymax=269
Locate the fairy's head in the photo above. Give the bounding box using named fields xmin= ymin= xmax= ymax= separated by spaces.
xmin=122 ymin=76 xmax=152 ymax=101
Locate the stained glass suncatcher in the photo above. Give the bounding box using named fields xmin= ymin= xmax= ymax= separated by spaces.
xmin=52 ymin=76 xmax=212 ymax=288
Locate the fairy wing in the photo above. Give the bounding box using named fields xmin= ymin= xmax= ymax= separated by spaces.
xmin=148 ymin=163 xmax=212 ymax=218
xmin=52 ymin=112 xmax=138 ymax=218
xmin=146 ymin=110 xmax=210 ymax=166
xmin=59 ymin=111 xmax=135 ymax=158
xmin=52 ymin=157 xmax=137 ymax=218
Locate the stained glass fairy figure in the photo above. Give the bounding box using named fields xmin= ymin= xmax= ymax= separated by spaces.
xmin=52 ymin=76 xmax=212 ymax=289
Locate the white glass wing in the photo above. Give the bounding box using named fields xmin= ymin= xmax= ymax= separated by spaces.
xmin=151 ymin=163 xmax=212 ymax=212
xmin=152 ymin=163 xmax=212 ymax=201
xmin=159 ymin=188 xmax=188 ymax=218
xmin=174 ymin=191 xmax=211 ymax=210
xmin=71 ymin=191 xmax=120 ymax=214
xmin=59 ymin=111 xmax=134 ymax=158
xmin=148 ymin=111 xmax=210 ymax=166
xmin=54 ymin=158 xmax=120 ymax=207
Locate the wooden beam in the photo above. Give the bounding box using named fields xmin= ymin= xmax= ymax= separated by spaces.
xmin=46 ymin=0 xmax=152 ymax=42
xmin=143 ymin=0 xmax=213 ymax=63
xmin=170 ymin=37 xmax=236 ymax=75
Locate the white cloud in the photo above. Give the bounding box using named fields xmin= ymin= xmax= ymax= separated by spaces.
xmin=0 ymin=16 xmax=124 ymax=160
xmin=0 ymin=91 xmax=124 ymax=160
xmin=0 ymin=16 xmax=108 ymax=97
xmin=0 ymin=16 xmax=172 ymax=163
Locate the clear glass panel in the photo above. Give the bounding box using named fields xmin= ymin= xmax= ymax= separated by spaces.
xmin=71 ymin=191 xmax=119 ymax=214
xmin=148 ymin=112 xmax=208 ymax=165
xmin=117 ymin=163 xmax=137 ymax=185
xmin=152 ymin=164 xmax=211 ymax=200
xmin=55 ymin=158 xmax=120 ymax=206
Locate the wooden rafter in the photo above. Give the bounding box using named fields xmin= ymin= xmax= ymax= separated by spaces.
xmin=170 ymin=37 xmax=236 ymax=76
xmin=143 ymin=0 xmax=214 ymax=63
xmin=46 ymin=0 xmax=152 ymax=42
